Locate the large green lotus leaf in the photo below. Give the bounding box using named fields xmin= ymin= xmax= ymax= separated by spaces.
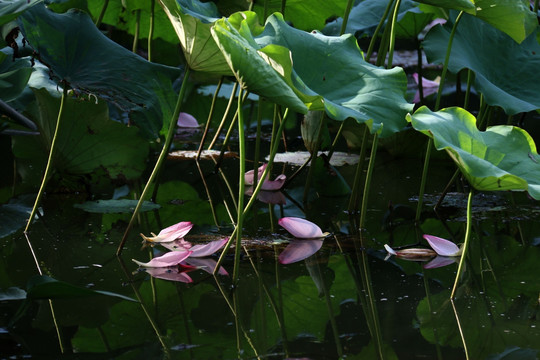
xmin=0 ymin=50 xmax=32 ymax=102
xmin=213 ymin=12 xmax=413 ymax=137
xmin=323 ymin=0 xmax=421 ymax=37
xmin=408 ymin=106 xmax=540 ymax=199
xmin=417 ymin=0 xmax=536 ymax=43
xmin=18 ymin=4 xmax=180 ymax=138
xmin=12 ymin=88 xmax=149 ymax=181
xmin=252 ymin=0 xmax=348 ymax=31
xmin=86 ymin=0 xmax=177 ymax=44
xmin=158 ymin=0 xmax=232 ymax=75
xmin=423 ymin=14 xmax=540 ymax=115
xmin=0 ymin=0 xmax=42 ymax=25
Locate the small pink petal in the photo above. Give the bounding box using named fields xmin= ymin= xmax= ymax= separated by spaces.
xmin=278 ymin=240 xmax=324 ymax=264
xmin=245 ymin=164 xmax=268 ymax=185
xmin=423 ymin=234 xmax=461 ymax=256
xmin=189 ymin=238 xmax=228 ymax=257
xmin=423 ymin=256 xmax=458 ymax=269
xmin=142 ymin=221 xmax=193 ymax=243
xmin=132 ymin=250 xmax=192 ymax=267
xmin=184 ymin=258 xmax=229 ymax=275
xmin=177 ymin=112 xmax=199 ymax=128
xmin=143 ymin=267 xmax=194 ymax=282
xmin=261 ymin=174 xmax=287 ymax=191
xmin=278 ymin=217 xmax=326 ymax=239
xmin=258 ymin=190 xmax=286 ymax=205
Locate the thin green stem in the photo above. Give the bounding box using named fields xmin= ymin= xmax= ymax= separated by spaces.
xmin=359 ymin=133 xmax=378 ymax=230
xmin=214 ymin=108 xmax=290 ymax=274
xmin=416 ymin=11 xmax=464 ymax=222
xmin=95 ymin=0 xmax=109 ymax=28
xmin=208 ymin=81 xmax=237 ymax=151
xmin=366 ymin=0 xmax=395 ymax=61
xmin=340 ymin=0 xmax=355 ymax=35
xmin=450 ymin=190 xmax=473 ymax=299
xmin=117 ymin=67 xmax=191 ymax=255
xmin=198 ymin=77 xmax=224 ymax=157
xmin=463 ymin=69 xmax=473 ymax=110
xmin=25 ymin=85 xmax=68 ymax=232
xmin=132 ymin=9 xmax=141 ymax=54
xmin=148 ymin=0 xmax=155 ymax=62
xmin=233 ymin=88 xmax=246 ymax=283
xmin=387 ymin=0 xmax=402 ymax=68
xmin=281 ymin=0 xmax=286 ymax=15
xmin=348 ymin=126 xmax=368 ymax=213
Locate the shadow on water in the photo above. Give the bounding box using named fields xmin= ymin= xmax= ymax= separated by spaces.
xmin=1 ymin=155 xmax=539 ymax=359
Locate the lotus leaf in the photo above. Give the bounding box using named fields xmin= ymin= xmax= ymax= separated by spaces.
xmin=18 ymin=4 xmax=180 ymax=138
xmin=424 ymin=14 xmax=540 ymax=115
xmin=408 ymin=106 xmax=540 ymax=199
xmin=74 ymin=199 xmax=160 ymax=214
xmin=212 ymin=12 xmax=413 ymax=137
xmin=0 ymin=0 xmax=42 ymax=25
xmin=12 ymin=88 xmax=149 ymax=182
xmin=0 ymin=50 xmax=32 ymax=102
xmin=159 ymin=0 xmax=233 ymax=75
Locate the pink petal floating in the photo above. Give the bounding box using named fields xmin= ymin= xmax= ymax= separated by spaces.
xmin=159 ymin=238 xmax=193 ymax=252
xmin=189 ymin=238 xmax=228 ymax=257
xmin=423 ymin=256 xmax=458 ymax=269
xmin=423 ymin=234 xmax=461 ymax=256
xmin=177 ymin=112 xmax=199 ymax=128
xmin=143 ymin=267 xmax=194 ymax=283
xmin=261 ymin=174 xmax=287 ymax=191
xmin=184 ymin=257 xmax=229 ymax=276
xmin=132 ymin=250 xmax=192 ymax=267
xmin=278 ymin=217 xmax=327 ymax=239
xmin=141 ymin=221 xmax=193 ymax=243
xmin=245 ymin=164 xmax=268 ymax=185
xmin=278 ymin=240 xmax=324 ymax=264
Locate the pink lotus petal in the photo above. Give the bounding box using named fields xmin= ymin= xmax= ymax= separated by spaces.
xmin=423 ymin=256 xmax=458 ymax=269
xmin=159 ymin=238 xmax=192 ymax=251
xmin=412 ymin=73 xmax=440 ymax=103
xmin=132 ymin=250 xmax=192 ymax=267
xmin=177 ymin=112 xmax=199 ymax=128
xmin=184 ymin=257 xmax=229 ymax=275
xmin=189 ymin=238 xmax=228 ymax=257
xmin=141 ymin=221 xmax=193 ymax=243
xmin=278 ymin=240 xmax=324 ymax=264
xmin=258 ymin=190 xmax=286 ymax=205
xmin=142 ymin=267 xmax=194 ymax=283
xmin=245 ymin=164 xmax=268 ymax=185
xmin=261 ymin=174 xmax=287 ymax=191
xmin=278 ymin=217 xmax=327 ymax=239
xmin=423 ymin=234 xmax=461 ymax=256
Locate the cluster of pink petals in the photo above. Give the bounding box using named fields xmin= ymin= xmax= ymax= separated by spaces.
xmin=140 ymin=221 xmax=193 ymax=243
xmin=244 ymin=163 xmax=286 ymax=191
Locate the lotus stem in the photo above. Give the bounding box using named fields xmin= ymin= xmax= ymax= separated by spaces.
xmin=148 ymin=0 xmax=155 ymax=62
xmin=387 ymin=0 xmax=401 ymax=68
xmin=117 ymin=66 xmax=191 ymax=255
xmin=366 ymin=0 xmax=395 ymax=61
xmin=25 ymin=85 xmax=68 ymax=233
xmin=95 ymin=0 xmax=109 ymax=27
xmin=252 ymin=98 xmax=264 ymax=183
xmin=198 ymin=77 xmax=224 ymax=157
xmin=303 ymin=113 xmax=326 ymax=203
xmin=132 ymin=9 xmax=141 ymax=53
xmin=214 ymin=108 xmax=290 ymax=275
xmin=327 ymin=120 xmax=344 ymax=162
xmin=416 ymin=11 xmax=464 ymax=222
xmin=208 ymin=81 xmax=238 ymax=151
xmin=416 ymin=38 xmax=424 ymax=104
xmin=463 ymin=69 xmax=473 ymax=109
xmin=340 ymin=0 xmax=355 ymax=35
xmin=348 ymin=126 xmax=368 ymax=213
xmin=450 ymin=190 xmax=473 ymax=299
xmin=451 ymin=299 xmax=470 ymax=359
xmin=359 ymin=133 xmax=378 ymax=230
xmin=233 ymin=87 xmax=247 ymax=282
xmin=0 ymin=99 xmax=37 ymax=130
xmin=281 ymin=0 xmax=286 ymax=15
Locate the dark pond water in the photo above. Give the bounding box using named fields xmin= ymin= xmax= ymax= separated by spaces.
xmin=1 ymin=148 xmax=540 ymax=359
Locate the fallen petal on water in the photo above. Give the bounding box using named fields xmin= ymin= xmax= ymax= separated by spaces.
xmin=132 ymin=250 xmax=192 ymax=267
xmin=279 ymin=239 xmax=324 ymax=264
xmin=423 ymin=234 xmax=462 ymax=256
xmin=278 ymin=217 xmax=327 ymax=239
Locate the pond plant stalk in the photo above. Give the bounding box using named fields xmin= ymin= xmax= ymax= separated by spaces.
xmin=450 ymin=190 xmax=473 ymax=299
xmin=24 ymin=84 xmax=68 ymax=233
xmin=117 ymin=66 xmax=191 ymax=255
xmin=415 ymin=11 xmax=464 ymax=222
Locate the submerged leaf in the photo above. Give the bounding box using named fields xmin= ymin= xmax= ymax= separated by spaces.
xmin=408 ymin=106 xmax=540 ymax=199
xmin=74 ymin=200 xmax=160 ymax=214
